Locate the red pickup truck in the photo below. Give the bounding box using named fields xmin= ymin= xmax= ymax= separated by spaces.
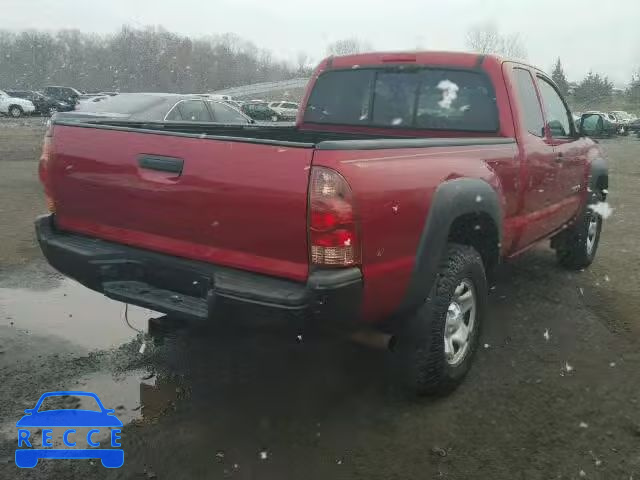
xmin=36 ymin=52 xmax=607 ymax=395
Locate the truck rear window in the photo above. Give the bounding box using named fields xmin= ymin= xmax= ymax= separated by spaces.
xmin=304 ymin=67 xmax=499 ymax=132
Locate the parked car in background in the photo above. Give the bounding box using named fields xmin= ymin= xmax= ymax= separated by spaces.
xmin=628 ymin=115 xmax=640 ymax=133
xmin=610 ymin=111 xmax=632 ymax=134
xmin=43 ymin=86 xmax=82 ymax=106
xmin=591 ymin=111 xmax=630 ymax=135
xmin=580 ymin=112 xmax=617 ymax=136
xmin=166 ymin=97 xmax=253 ymax=123
xmin=60 ymin=93 xmax=253 ymax=124
xmin=603 ymin=112 xmax=623 ymax=134
xmin=611 ymin=110 xmax=631 ymax=124
xmin=268 ymin=101 xmax=299 ymax=120
xmin=6 ymin=90 xmax=73 ymax=115
xmin=241 ymin=101 xmax=289 ymax=121
xmin=0 ymin=89 xmax=35 ymax=117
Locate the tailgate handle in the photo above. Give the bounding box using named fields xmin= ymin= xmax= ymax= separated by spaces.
xmin=138 ymin=155 xmax=184 ymax=174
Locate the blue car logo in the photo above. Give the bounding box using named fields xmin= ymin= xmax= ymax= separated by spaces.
xmin=15 ymin=391 xmax=124 ymax=468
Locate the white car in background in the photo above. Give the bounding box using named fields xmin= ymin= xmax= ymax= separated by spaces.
xmin=605 ymin=111 xmax=630 ymax=135
xmin=268 ymin=101 xmax=299 ymax=120
xmin=611 ymin=111 xmax=632 ymax=128
xmin=0 ymin=89 xmax=36 ymax=117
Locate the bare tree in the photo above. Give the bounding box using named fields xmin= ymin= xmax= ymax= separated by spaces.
xmin=465 ymin=21 xmax=527 ymax=60
xmin=326 ymin=38 xmax=371 ymax=56
xmin=296 ymin=51 xmax=308 ymax=73
xmin=500 ymin=33 xmax=527 ymax=60
xmin=465 ymin=22 xmax=501 ymax=55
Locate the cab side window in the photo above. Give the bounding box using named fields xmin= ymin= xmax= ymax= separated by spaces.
xmin=512 ymin=68 xmax=545 ymax=137
xmin=537 ymin=77 xmax=572 ymax=137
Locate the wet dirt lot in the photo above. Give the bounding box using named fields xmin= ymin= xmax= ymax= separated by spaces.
xmin=0 ymin=117 xmax=639 ymax=479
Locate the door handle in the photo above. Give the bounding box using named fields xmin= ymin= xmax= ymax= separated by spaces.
xmin=138 ymin=155 xmax=184 ymax=174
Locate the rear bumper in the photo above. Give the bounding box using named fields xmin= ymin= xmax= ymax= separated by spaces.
xmin=35 ymin=215 xmax=362 ymax=328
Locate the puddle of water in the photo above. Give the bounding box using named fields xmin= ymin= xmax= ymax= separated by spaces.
xmin=0 ymin=278 xmax=161 ymax=350
xmin=74 ymin=371 xmax=187 ymax=426
xmin=71 ymin=371 xmax=148 ymax=427
xmin=3 ymin=369 xmax=185 ymax=443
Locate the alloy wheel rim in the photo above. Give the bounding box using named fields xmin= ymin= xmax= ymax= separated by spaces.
xmin=444 ymin=279 xmax=477 ymax=367
xmin=586 ymin=214 xmax=599 ymax=256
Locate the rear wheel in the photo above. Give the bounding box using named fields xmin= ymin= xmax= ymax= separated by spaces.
xmin=555 ymin=192 xmax=604 ymax=269
xmin=48 ymin=106 xmax=58 ymax=116
xmin=392 ymin=243 xmax=486 ymax=395
xmin=9 ymin=105 xmax=23 ymax=118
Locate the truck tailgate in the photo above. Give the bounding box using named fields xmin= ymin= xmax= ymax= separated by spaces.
xmin=48 ymin=125 xmax=314 ymax=281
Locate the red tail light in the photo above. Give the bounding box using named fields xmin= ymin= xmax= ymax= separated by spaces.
xmin=308 ymin=167 xmax=360 ymax=267
xmin=39 ymin=121 xmax=56 ymax=212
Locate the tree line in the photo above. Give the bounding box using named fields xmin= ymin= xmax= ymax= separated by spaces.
xmin=0 ymin=26 xmax=308 ymax=93
xmin=551 ymin=58 xmax=640 ymax=111
xmin=1 ymin=24 xmax=637 ymax=111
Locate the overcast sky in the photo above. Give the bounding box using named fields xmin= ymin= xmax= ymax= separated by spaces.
xmin=4 ymin=0 xmax=639 ymax=86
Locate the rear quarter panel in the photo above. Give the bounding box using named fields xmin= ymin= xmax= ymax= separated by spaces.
xmin=314 ymin=143 xmax=519 ymax=323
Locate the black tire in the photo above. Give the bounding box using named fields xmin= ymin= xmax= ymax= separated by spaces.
xmin=556 ymin=192 xmax=604 ymax=270
xmin=392 ymin=243 xmax=487 ymax=396
xmin=9 ymin=105 xmax=23 ymax=118
xmin=48 ymin=106 xmax=58 ymax=116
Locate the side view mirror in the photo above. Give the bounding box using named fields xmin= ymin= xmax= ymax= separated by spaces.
xmin=579 ymin=113 xmax=605 ymax=137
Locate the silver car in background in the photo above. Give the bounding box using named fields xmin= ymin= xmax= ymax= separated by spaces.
xmin=58 ymin=93 xmax=254 ymax=124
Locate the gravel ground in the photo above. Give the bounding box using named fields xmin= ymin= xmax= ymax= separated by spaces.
xmin=0 ymin=118 xmax=639 ymax=479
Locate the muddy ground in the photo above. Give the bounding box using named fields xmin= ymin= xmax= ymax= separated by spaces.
xmin=0 ymin=117 xmax=639 ymax=479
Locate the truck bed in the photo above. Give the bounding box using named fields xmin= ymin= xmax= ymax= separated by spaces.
xmin=56 ymin=118 xmax=513 ymax=149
